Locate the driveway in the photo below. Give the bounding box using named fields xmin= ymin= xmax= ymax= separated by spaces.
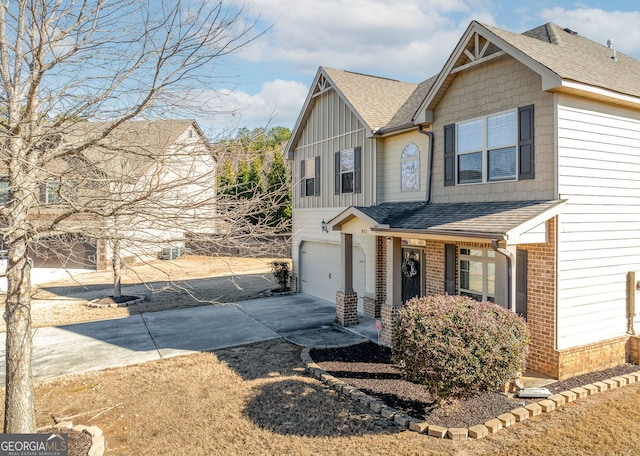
xmin=0 ymin=294 xmax=374 ymax=382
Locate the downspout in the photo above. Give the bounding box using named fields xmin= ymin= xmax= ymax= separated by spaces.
xmin=417 ymin=125 xmax=434 ymax=204
xmin=491 ymin=239 xmax=514 ymax=312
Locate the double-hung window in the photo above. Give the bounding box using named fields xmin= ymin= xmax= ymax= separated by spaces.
xmin=300 ymin=156 xmax=320 ymax=197
xmin=444 ymin=104 xmax=534 ymax=186
xmin=456 ymin=110 xmax=517 ymax=184
xmin=459 ymin=248 xmax=495 ymax=302
xmin=334 ymin=147 xmax=362 ymax=195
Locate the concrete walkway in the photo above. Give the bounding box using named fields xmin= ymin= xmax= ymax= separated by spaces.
xmin=0 ymin=294 xmax=375 ymax=382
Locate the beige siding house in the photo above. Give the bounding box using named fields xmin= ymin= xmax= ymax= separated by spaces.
xmin=286 ymin=20 xmax=640 ymax=380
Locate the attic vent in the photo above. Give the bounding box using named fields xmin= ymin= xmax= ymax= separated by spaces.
xmin=607 ymin=39 xmax=617 ymax=61
xmin=563 ymin=27 xmax=578 ymax=35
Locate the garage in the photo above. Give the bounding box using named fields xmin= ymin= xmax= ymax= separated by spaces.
xmin=299 ymin=241 xmax=365 ymax=310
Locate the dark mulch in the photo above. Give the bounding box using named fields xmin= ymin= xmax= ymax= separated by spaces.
xmin=39 ymin=427 xmax=93 ymax=456
xmin=310 ymin=342 xmax=639 ymax=429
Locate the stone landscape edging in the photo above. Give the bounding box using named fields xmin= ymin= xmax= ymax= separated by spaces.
xmin=301 ymin=344 xmax=640 ymax=440
xmin=38 ymin=421 xmax=104 ymax=456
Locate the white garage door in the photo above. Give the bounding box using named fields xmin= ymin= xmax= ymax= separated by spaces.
xmin=299 ymin=241 xmax=365 ymax=309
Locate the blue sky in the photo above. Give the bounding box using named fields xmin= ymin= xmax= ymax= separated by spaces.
xmin=199 ymin=1 xmax=640 ymax=137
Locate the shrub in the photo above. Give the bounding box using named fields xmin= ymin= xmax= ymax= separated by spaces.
xmin=270 ymin=261 xmax=290 ymax=291
xmin=392 ymin=294 xmax=530 ymax=403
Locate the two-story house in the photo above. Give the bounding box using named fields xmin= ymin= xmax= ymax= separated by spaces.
xmin=1 ymin=119 xmax=216 ymax=289
xmin=286 ymin=21 xmax=640 ymax=380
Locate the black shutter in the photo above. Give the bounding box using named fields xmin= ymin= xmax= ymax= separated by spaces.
xmin=314 ymin=156 xmax=321 ymax=196
xmin=444 ymin=244 xmax=456 ymax=295
xmin=300 ymin=160 xmax=306 ymax=197
xmin=518 ymin=104 xmax=535 ymax=180
xmin=354 ymin=146 xmax=362 ymax=194
xmin=444 ymin=124 xmax=455 ymax=186
xmin=516 ymin=250 xmax=528 ymax=319
xmin=334 ymin=151 xmax=340 ymax=195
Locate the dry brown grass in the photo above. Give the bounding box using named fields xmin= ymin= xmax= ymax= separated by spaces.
xmin=18 ymin=338 xmax=640 ymax=455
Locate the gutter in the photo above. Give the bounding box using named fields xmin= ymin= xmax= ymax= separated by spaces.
xmin=417 ymin=125 xmax=434 ymax=204
xmin=491 ymin=239 xmax=514 ymax=312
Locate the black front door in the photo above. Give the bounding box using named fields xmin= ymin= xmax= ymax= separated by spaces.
xmin=402 ymin=248 xmax=422 ymax=303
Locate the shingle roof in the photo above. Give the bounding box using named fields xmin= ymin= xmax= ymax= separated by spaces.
xmin=353 ymin=200 xmax=565 ymax=237
xmin=322 ymin=68 xmax=420 ymax=131
xmin=484 ymin=22 xmax=640 ymax=98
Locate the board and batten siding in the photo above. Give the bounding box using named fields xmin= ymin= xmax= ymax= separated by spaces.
xmin=292 ymin=88 xmax=375 ymax=210
xmin=377 ymin=130 xmax=430 ymax=203
xmin=556 ymin=95 xmax=640 ymax=350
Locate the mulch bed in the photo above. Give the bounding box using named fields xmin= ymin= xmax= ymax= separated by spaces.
xmin=39 ymin=427 xmax=92 ymax=456
xmin=88 ymin=295 xmax=142 ymax=308
xmin=310 ymin=342 xmax=640 ymax=429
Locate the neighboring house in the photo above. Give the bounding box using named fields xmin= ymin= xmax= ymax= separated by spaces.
xmin=285 ymin=21 xmax=640 ymax=380
xmin=12 ymin=119 xmax=216 ymax=279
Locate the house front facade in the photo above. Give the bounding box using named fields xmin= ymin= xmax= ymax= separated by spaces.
xmin=2 ymin=119 xmax=216 ymax=286
xmin=286 ymin=21 xmax=640 ymax=380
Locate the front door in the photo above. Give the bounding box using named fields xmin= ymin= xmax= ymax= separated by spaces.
xmin=402 ymin=248 xmax=422 ymax=302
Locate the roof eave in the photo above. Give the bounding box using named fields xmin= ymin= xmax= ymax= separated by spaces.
xmin=370 ymin=226 xmax=508 ymax=242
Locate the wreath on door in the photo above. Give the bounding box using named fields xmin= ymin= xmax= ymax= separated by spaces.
xmin=401 ymin=256 xmax=418 ymax=278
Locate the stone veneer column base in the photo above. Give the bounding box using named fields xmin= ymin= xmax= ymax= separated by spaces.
xmin=363 ymin=297 xmax=381 ymax=318
xmin=380 ymin=303 xmax=402 ymax=346
xmin=336 ymin=290 xmax=358 ymax=327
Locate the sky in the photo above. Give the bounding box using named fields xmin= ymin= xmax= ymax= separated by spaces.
xmin=200 ymin=1 xmax=640 ymax=137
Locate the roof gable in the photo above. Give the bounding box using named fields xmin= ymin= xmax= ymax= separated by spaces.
xmin=286 ymin=67 xmax=418 ymax=157
xmin=416 ymin=21 xmax=640 ymax=122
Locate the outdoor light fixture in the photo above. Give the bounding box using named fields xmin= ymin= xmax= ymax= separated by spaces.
xmin=321 ymin=219 xmax=328 ymax=233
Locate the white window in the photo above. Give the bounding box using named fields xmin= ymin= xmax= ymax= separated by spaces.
xmin=41 ymin=180 xmax=78 ymax=204
xmin=457 ymin=110 xmax=517 ymax=184
xmin=400 ymin=143 xmax=419 ymax=191
xmin=459 ymin=248 xmax=495 ymax=302
xmin=339 ymin=149 xmax=354 ymax=194
xmin=301 ymin=156 xmax=320 ymax=197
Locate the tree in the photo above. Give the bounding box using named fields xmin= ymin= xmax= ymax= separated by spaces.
xmin=265 ymin=151 xmax=291 ymax=230
xmin=0 ymin=0 xmax=263 ymax=433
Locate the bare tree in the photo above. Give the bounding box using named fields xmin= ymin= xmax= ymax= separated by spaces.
xmin=0 ymin=0 xmax=265 ymax=433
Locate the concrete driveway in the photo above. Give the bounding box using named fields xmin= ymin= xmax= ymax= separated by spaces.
xmin=0 ymin=294 xmax=373 ymax=382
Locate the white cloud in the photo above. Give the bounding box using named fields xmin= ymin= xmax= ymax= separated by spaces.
xmin=538 ymin=8 xmax=640 ymax=59
xmin=187 ymin=79 xmax=309 ymax=136
xmin=236 ymin=0 xmax=495 ymax=82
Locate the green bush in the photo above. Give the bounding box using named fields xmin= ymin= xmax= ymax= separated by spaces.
xmin=392 ymin=294 xmax=529 ymax=403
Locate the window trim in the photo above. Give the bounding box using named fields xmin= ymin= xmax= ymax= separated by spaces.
xmin=400 ymin=143 xmax=420 ymax=191
xmin=458 ymin=248 xmax=495 ymax=302
xmin=300 ymin=156 xmax=320 ymax=197
xmin=444 ymin=104 xmax=534 ymax=186
xmin=456 ymin=109 xmax=517 ymax=185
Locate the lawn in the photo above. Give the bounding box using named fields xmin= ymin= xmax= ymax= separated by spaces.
xmin=19 ymin=338 xmax=640 ymax=455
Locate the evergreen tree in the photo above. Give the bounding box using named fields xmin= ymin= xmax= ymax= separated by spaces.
xmin=266 ymin=151 xmax=291 ymax=230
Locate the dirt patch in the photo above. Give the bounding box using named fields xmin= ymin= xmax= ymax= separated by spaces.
xmin=0 ymin=256 xmax=286 ymax=331
xmin=311 ymin=341 xmax=640 ymax=429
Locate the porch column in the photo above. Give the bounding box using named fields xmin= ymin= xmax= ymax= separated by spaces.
xmin=381 ymin=237 xmax=402 ymax=345
xmin=494 ymin=243 xmax=517 ymax=311
xmin=336 ymin=233 xmax=358 ymax=326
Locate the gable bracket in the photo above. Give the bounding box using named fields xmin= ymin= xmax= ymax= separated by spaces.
xmin=452 ymin=50 xmax=506 ymax=74
xmin=312 ymin=75 xmax=332 ymax=98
